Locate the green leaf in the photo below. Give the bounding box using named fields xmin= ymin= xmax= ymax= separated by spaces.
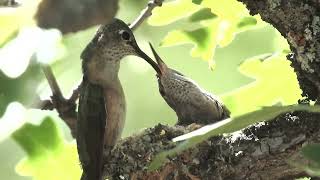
xmin=301 ymin=144 xmax=320 ymax=166
xmin=222 ymin=53 xmax=302 ymax=116
xmin=0 ymin=61 xmax=42 ymax=117
xmin=189 ymin=8 xmax=217 ymax=22
xmin=0 ymin=0 xmax=40 ymax=45
xmin=161 ymin=22 xmax=219 ymax=60
xmin=148 ymin=0 xmax=200 ymax=26
xmin=148 ymin=105 xmax=320 ymax=171
xmin=192 ymin=0 xmax=203 ymax=5
xmin=237 ymin=16 xmax=257 ymax=29
xmin=149 ymin=0 xmax=266 ymax=61
xmin=12 ymin=117 xmax=81 ymax=180
xmin=0 ymin=30 xmax=18 ymax=48
xmin=295 ymin=178 xmax=311 ymax=180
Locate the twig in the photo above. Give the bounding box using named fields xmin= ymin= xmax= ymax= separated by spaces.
xmin=38 ymin=64 xmax=80 ymax=138
xmin=129 ymin=0 xmax=164 ymax=31
xmin=41 ymin=64 xmax=64 ymax=100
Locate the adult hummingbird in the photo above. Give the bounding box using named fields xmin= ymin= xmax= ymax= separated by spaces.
xmin=148 ymin=43 xmax=230 ymax=125
xmin=77 ymin=19 xmax=159 ymax=180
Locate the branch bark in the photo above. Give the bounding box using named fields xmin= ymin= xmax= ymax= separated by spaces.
xmin=103 ymin=111 xmax=320 ymax=179
xmin=129 ymin=0 xmax=164 ymax=31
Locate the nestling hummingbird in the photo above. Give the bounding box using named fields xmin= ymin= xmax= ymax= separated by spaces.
xmin=147 ymin=43 xmax=230 ymax=125
xmin=77 ymin=19 xmax=159 ymax=180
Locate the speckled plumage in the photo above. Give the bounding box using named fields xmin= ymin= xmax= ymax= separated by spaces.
xmin=149 ymin=43 xmax=230 ymax=125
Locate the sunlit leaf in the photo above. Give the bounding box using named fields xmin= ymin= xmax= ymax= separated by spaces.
xmin=295 ymin=177 xmax=311 ymax=180
xmin=149 ymin=0 xmax=266 ymax=61
xmin=12 ymin=117 xmax=81 ymax=180
xmin=148 ymin=0 xmax=200 ymax=26
xmin=161 ymin=20 xmax=219 ymax=60
xmin=188 ymin=8 xmax=216 ymax=22
xmin=0 ymin=28 xmax=62 ymax=78
xmin=0 ymin=0 xmax=41 ymax=45
xmin=149 ymin=105 xmax=320 ymax=170
xmin=0 ymin=102 xmax=26 ymax=142
xmin=192 ymin=0 xmax=203 ymax=5
xmin=222 ymin=53 xmax=302 ymax=116
xmin=237 ymin=16 xmax=257 ymax=29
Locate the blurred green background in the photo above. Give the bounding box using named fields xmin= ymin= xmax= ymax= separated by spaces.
xmin=0 ymin=0 xmax=297 ymax=179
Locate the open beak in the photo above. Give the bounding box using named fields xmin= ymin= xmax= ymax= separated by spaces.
xmin=148 ymin=43 xmax=167 ymax=74
xmin=132 ymin=42 xmax=162 ymax=75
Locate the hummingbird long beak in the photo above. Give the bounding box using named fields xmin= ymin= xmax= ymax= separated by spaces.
xmin=132 ymin=42 xmax=162 ymax=75
xmin=148 ymin=43 xmax=167 ymax=75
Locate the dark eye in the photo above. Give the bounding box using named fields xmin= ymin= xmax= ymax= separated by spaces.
xmin=119 ymin=30 xmax=131 ymax=41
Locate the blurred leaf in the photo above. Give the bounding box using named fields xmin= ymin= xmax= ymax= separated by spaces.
xmin=12 ymin=117 xmax=81 ymax=180
xmin=189 ymin=8 xmax=216 ymax=22
xmin=273 ymin=29 xmax=290 ymax=53
xmin=222 ymin=53 xmax=302 ymax=116
xmin=0 ymin=102 xmax=26 ymax=142
xmin=192 ymin=0 xmax=203 ymax=5
xmin=0 ymin=30 xmax=18 ymax=48
xmin=149 ymin=105 xmax=320 ymax=171
xmin=0 ymin=27 xmax=63 ymax=78
xmin=0 ymin=0 xmax=41 ymax=45
xmin=301 ymin=144 xmax=320 ymax=166
xmin=237 ymin=16 xmax=257 ymax=28
xmin=295 ymin=178 xmax=311 ymax=180
xmin=149 ymin=0 xmax=265 ymax=61
xmin=0 ymin=60 xmax=42 ymax=117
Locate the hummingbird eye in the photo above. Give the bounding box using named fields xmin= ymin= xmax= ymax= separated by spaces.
xmin=119 ymin=30 xmax=131 ymax=41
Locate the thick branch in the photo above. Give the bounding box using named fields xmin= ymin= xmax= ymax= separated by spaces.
xmin=103 ymin=111 xmax=320 ymax=179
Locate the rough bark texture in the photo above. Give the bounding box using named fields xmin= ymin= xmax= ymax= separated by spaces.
xmin=103 ymin=112 xmax=320 ymax=179
xmin=35 ymin=0 xmax=118 ymax=34
xmin=100 ymin=0 xmax=320 ymax=179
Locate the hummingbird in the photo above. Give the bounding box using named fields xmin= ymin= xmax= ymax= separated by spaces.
xmin=147 ymin=43 xmax=230 ymax=125
xmin=77 ymin=19 xmax=159 ymax=180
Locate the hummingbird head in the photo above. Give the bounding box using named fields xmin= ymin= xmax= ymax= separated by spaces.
xmin=81 ymin=19 xmax=160 ymax=71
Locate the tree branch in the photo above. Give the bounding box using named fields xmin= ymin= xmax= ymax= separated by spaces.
xmin=129 ymin=0 xmax=164 ymax=31
xmin=103 ymin=111 xmax=320 ymax=179
xmin=33 ymin=64 xmax=80 ymax=138
xmin=41 ymin=64 xmax=63 ymax=99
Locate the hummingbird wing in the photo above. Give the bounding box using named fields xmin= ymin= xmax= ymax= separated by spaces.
xmin=77 ymin=77 xmax=106 ymax=180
